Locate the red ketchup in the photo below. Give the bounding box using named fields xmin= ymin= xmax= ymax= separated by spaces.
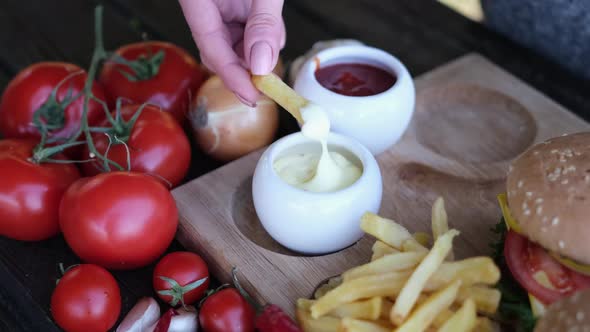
xmin=314 ymin=63 xmax=396 ymax=96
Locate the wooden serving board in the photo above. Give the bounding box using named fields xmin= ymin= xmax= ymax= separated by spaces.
xmin=171 ymin=53 xmax=589 ymax=317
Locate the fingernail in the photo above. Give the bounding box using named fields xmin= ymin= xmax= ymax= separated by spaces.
xmin=235 ymin=93 xmax=257 ymax=107
xmin=250 ymin=41 xmax=273 ymax=75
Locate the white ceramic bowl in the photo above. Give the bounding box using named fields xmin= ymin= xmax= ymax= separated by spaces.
xmin=293 ymin=44 xmax=416 ymax=156
xmin=252 ymin=132 xmax=383 ymax=255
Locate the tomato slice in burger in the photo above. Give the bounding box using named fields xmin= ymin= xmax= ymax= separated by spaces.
xmin=504 ymin=230 xmax=590 ymax=305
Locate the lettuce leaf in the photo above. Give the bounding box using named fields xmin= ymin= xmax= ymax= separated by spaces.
xmin=490 ymin=219 xmax=537 ymax=332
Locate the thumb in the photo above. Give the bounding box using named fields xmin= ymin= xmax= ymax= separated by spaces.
xmin=244 ymin=0 xmax=285 ymax=75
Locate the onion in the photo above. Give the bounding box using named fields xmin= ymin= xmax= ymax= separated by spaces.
xmin=188 ymin=75 xmax=279 ymax=162
xmin=116 ymin=297 xmax=160 ymax=332
xmin=168 ymin=306 xmax=198 ymax=332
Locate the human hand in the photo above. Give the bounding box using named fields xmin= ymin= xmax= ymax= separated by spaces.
xmin=179 ymin=0 xmax=286 ymax=106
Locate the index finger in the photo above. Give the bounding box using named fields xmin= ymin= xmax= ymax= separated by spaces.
xmin=179 ymin=0 xmax=260 ymax=105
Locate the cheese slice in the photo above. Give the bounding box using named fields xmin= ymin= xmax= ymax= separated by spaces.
xmin=498 ymin=194 xmax=590 ymax=275
xmin=550 ymin=253 xmax=590 ymax=276
xmin=497 ymin=193 xmax=523 ymax=234
xmin=496 ymin=194 xmax=590 ymax=318
xmin=528 ymin=271 xmax=553 ymax=318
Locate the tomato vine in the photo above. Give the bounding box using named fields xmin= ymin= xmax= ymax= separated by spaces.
xmin=29 ymin=5 xmax=149 ymax=172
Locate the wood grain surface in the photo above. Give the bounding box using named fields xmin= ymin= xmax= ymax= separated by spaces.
xmin=1 ymin=0 xmax=590 ymax=330
xmin=172 ymin=53 xmax=590 ymax=318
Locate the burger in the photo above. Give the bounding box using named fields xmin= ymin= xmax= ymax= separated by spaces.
xmin=493 ymin=132 xmax=590 ymax=331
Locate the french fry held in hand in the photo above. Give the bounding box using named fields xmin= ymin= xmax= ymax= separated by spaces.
xmin=251 ymin=73 xmax=305 ymax=123
xmin=296 ymin=196 xmax=501 ymax=332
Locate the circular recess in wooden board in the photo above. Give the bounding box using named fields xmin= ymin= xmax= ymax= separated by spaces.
xmin=231 ymin=176 xmax=360 ymax=257
xmin=413 ymin=83 xmax=537 ymax=164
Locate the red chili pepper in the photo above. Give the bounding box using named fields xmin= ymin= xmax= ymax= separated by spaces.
xmin=231 ymin=267 xmax=302 ymax=332
xmin=154 ymin=308 xmax=177 ymax=332
xmin=256 ymin=304 xmax=301 ymax=332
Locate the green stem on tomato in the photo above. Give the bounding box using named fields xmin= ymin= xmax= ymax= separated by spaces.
xmin=79 ymin=5 xmax=124 ymax=171
xmin=29 ymin=5 xmax=155 ymax=174
xmin=31 ymin=141 xmax=86 ymax=163
xmin=30 ymin=5 xmax=124 ymax=171
xmin=197 ymin=283 xmax=230 ymax=309
xmin=90 ymin=94 xmax=117 ymax=126
xmin=110 ymin=49 xmax=165 ymax=81
xmin=55 ymin=263 xmax=80 ymax=285
xmin=31 ymin=70 xmax=85 ymax=146
xmin=157 ymin=275 xmax=209 ymax=308
xmin=231 ymin=267 xmax=264 ymax=313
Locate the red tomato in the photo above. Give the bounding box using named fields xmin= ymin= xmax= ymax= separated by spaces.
xmin=51 ymin=264 xmax=121 ymax=332
xmin=0 ymin=139 xmax=80 ymax=241
xmin=153 ymin=251 xmax=210 ymax=307
xmin=59 ymin=172 xmax=178 ymax=269
xmin=0 ymin=62 xmax=106 ymax=143
xmin=199 ymin=288 xmax=256 ymax=332
xmin=504 ymin=230 xmax=590 ymax=304
xmin=99 ymin=41 xmax=206 ymax=124
xmin=81 ymin=104 xmax=191 ymax=188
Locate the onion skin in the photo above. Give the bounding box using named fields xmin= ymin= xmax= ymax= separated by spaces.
xmin=168 ymin=306 xmax=198 ymax=332
xmin=188 ymin=75 xmax=279 ymax=162
xmin=116 ymin=297 xmax=160 ymax=332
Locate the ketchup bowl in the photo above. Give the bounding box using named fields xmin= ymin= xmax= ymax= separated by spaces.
xmin=252 ymin=132 xmax=383 ymax=255
xmin=293 ymin=44 xmax=415 ymax=155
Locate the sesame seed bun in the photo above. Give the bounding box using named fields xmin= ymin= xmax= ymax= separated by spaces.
xmin=506 ymin=132 xmax=590 ymax=265
xmin=534 ymin=288 xmax=590 ymax=332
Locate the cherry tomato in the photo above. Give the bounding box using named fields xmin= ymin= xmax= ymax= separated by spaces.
xmin=0 ymin=139 xmax=80 ymax=241
xmin=50 ymin=264 xmax=121 ymax=332
xmin=153 ymin=251 xmax=210 ymax=307
xmin=59 ymin=171 xmax=178 ymax=269
xmin=0 ymin=62 xmax=106 ymax=144
xmin=199 ymin=288 xmax=256 ymax=332
xmin=81 ymin=104 xmax=191 ymax=188
xmin=99 ymin=41 xmax=206 ymax=124
xmin=504 ymin=230 xmax=590 ymax=304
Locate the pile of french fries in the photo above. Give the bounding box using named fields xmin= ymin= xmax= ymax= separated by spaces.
xmin=296 ymin=197 xmax=501 ymax=332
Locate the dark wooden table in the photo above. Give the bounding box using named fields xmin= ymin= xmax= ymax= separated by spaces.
xmin=0 ymin=1 xmax=589 ymax=331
